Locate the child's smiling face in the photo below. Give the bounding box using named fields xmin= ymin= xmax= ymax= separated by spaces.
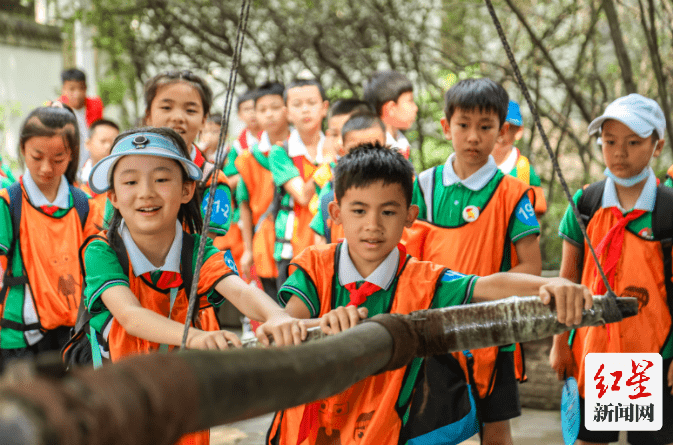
xmin=145 ymin=82 xmax=206 ymax=149
xmin=328 ymin=180 xmax=417 ymax=278
xmin=108 ymin=155 xmax=195 ymax=237
xmin=601 ymin=119 xmax=663 ymax=179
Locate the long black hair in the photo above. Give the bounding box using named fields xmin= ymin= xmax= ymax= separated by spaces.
xmin=19 ymin=106 xmax=80 ymax=184
xmin=106 ymin=126 xmax=203 ymax=246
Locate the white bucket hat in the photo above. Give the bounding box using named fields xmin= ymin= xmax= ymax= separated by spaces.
xmin=588 ymin=94 xmax=666 ymax=141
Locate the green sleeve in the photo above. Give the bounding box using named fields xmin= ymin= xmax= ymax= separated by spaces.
xmin=412 ymin=178 xmax=427 ymax=220
xmin=103 ymin=199 xmax=114 ymax=229
xmin=665 ymin=177 xmax=673 ymax=188
xmin=558 ymin=189 xmax=584 ymax=246
xmin=509 ymin=193 xmax=541 ymax=243
xmin=269 ymin=145 xmax=300 ymax=186
xmin=236 ymin=178 xmax=250 ymax=203
xmin=83 ymin=240 xmax=130 ymax=314
xmin=202 ymin=182 xmax=232 ymax=236
xmin=529 ymin=164 xmax=542 ymax=187
xmin=0 ymin=197 xmax=13 ymax=255
xmin=278 ymin=267 xmax=320 ymax=318
xmin=431 ymin=269 xmax=477 ymax=308
xmin=223 ymin=149 xmax=239 ymax=177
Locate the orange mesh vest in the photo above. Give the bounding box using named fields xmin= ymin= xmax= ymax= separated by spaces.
xmin=403 ymin=174 xmax=532 ymax=399
xmin=571 ymin=208 xmax=671 ymax=397
xmin=235 ymin=149 xmax=277 ymax=278
xmin=0 ymin=184 xmax=99 ymax=331
xmin=267 ymin=244 xmax=446 ymax=445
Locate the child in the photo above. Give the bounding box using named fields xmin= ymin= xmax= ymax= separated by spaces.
xmin=269 ymin=78 xmax=329 ymax=288
xmin=311 ymin=112 xmax=387 ymax=245
xmin=79 ymin=119 xmax=120 ymax=226
xmin=408 ymin=78 xmax=542 ymax=444
xmin=198 ymin=113 xmax=223 ymax=162
xmin=58 ymin=68 xmax=104 ymax=170
xmin=491 ymin=100 xmax=547 ymax=216
xmin=225 ymin=89 xmax=261 ymax=178
xmin=550 ymin=94 xmax=673 ymax=445
xmin=84 ymin=127 xmax=307 ymax=445
xmin=267 ymin=145 xmax=592 ymax=445
xmin=308 ymin=99 xmax=373 ymax=244
xmin=0 ymin=106 xmax=101 ymax=366
xmin=363 ymin=69 xmax=418 ymax=160
xmin=235 ymin=82 xmax=288 ymax=297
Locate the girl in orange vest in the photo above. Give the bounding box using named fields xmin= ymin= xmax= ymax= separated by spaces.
xmin=143 ymin=70 xmax=235 ymax=330
xmin=84 ymin=127 xmax=307 ymax=445
xmin=0 ymin=106 xmax=102 ymax=368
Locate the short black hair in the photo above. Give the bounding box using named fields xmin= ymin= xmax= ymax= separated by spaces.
xmin=328 ymin=99 xmax=372 ymax=120
xmin=61 ymin=68 xmax=86 ymax=84
xmin=207 ymin=113 xmax=223 ymax=125
xmin=443 ymin=78 xmax=509 ymax=127
xmin=333 ymin=143 xmax=414 ymax=207
xmin=255 ymin=82 xmax=285 ymax=105
xmin=89 ymin=118 xmax=120 ymax=135
xmin=341 ymin=112 xmax=386 ymax=140
xmin=363 ymin=70 xmax=413 ymax=117
xmin=284 ymin=78 xmax=327 ymax=102
xmin=237 ymin=89 xmax=258 ymax=110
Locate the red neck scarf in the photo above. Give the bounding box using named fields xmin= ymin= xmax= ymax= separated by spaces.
xmin=594 ymin=207 xmax=645 ymax=295
xmin=142 ymin=271 xmax=183 ymax=290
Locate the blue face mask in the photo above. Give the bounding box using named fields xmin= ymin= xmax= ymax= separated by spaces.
xmin=603 ymin=166 xmax=651 ymax=187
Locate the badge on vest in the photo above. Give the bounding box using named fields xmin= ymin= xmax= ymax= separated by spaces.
xmin=462 ymin=205 xmax=480 ymax=222
xmin=223 ymin=249 xmax=239 ymax=275
xmin=202 ymin=188 xmax=231 ymax=227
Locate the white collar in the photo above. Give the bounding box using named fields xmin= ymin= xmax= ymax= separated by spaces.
xmin=386 ymin=131 xmax=410 ymax=149
xmin=338 ymin=240 xmax=399 ymax=290
xmin=257 ymin=131 xmax=272 ymax=153
xmin=602 ymin=168 xmax=657 ymax=212
xmin=119 ymin=220 xmax=183 ymax=276
xmin=287 ymin=129 xmax=325 ymax=163
xmin=246 ymin=128 xmax=259 ymax=147
xmin=22 ymin=170 xmax=70 ymax=208
xmin=78 ymin=158 xmax=94 ymax=185
xmin=497 ymin=147 xmax=519 ymax=175
xmin=442 ymin=153 xmax=499 ymax=191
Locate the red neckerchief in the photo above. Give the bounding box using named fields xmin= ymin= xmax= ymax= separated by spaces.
xmin=296 ymin=244 xmax=407 ymax=444
xmin=594 ymin=207 xmax=645 ymax=295
xmin=19 ymin=177 xmax=61 ymax=216
xmin=238 ymin=128 xmax=251 ymax=151
xmin=142 ymin=271 xmax=183 ymax=290
xmin=192 ymin=145 xmax=206 ymax=169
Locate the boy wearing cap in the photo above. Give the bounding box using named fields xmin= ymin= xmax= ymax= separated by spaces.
xmin=492 ymin=100 xmax=547 ymax=216
xmin=550 ymin=93 xmax=673 ymax=444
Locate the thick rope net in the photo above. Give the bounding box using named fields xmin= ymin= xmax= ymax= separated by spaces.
xmin=181 ymin=0 xmax=252 ymax=349
xmin=483 ymin=0 xmax=614 ymax=296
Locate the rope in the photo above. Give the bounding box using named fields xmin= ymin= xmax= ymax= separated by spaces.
xmin=483 ymin=0 xmax=614 ymax=296
xmin=181 ymin=0 xmax=252 ymax=349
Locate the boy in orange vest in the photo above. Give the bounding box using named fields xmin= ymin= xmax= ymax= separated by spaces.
xmin=491 ymin=100 xmax=547 ymax=216
xmin=269 ymin=79 xmax=330 ymax=288
xmin=550 ymin=93 xmax=673 ymax=444
xmin=364 ymin=70 xmax=418 ymax=160
xmin=408 ymin=78 xmax=541 ymax=444
xmin=267 ymin=144 xmax=592 ymax=445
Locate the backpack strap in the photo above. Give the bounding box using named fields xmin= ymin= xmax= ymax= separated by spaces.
xmin=180 ymin=231 xmax=195 ymax=297
xmin=69 ymin=184 xmax=90 ymax=230
xmin=576 ymin=180 xmax=605 ymax=227
xmin=0 ymin=183 xmax=29 ymax=305
xmin=416 ymin=167 xmax=436 ymax=223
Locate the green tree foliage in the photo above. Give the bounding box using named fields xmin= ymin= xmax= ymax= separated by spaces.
xmin=73 ymin=0 xmax=673 ymax=267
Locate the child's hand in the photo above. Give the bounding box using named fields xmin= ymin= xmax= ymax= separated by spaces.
xmin=187 ymin=329 xmax=242 ymax=350
xmin=539 ymin=278 xmax=593 ymax=326
xmin=549 ymin=335 xmax=575 ymax=381
xmin=256 ymin=312 xmax=307 ymax=347
xmin=320 ymin=306 xmax=369 ymax=335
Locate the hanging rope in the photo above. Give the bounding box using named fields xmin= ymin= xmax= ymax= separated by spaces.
xmin=181 ymin=0 xmax=252 ymax=349
xmin=483 ymin=0 xmax=614 ymax=297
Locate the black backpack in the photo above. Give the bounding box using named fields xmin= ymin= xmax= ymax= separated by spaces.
xmin=0 ymin=181 xmax=89 ymax=333
xmin=576 ymin=180 xmax=673 ymax=311
xmin=62 ymin=231 xmax=195 ymax=368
